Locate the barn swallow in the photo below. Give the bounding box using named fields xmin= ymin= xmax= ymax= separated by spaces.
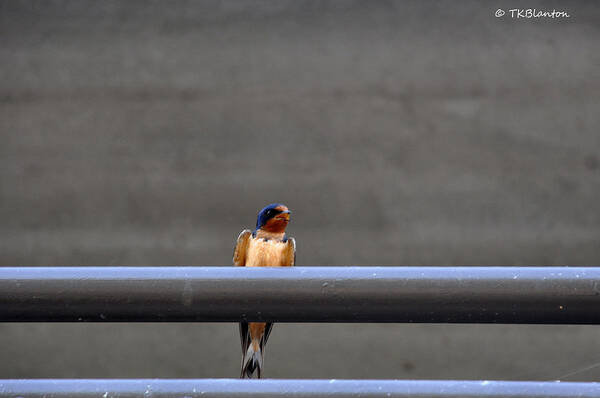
xmin=233 ymin=203 xmax=296 ymax=378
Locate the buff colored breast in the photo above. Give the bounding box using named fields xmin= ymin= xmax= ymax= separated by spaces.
xmin=245 ymin=237 xmax=290 ymax=267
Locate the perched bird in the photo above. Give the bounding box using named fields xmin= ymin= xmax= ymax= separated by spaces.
xmin=233 ymin=203 xmax=296 ymax=378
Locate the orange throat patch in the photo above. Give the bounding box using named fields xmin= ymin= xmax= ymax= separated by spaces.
xmin=261 ymin=217 xmax=288 ymax=233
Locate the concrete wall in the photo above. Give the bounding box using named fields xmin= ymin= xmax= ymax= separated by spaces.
xmin=1 ymin=0 xmax=599 ymax=380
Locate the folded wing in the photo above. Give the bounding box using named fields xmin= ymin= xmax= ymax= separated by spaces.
xmin=233 ymin=229 xmax=252 ymax=266
xmin=283 ymin=237 xmax=296 ymax=266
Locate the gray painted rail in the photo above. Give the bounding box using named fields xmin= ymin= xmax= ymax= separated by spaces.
xmin=1 ymin=266 xmax=599 ymax=323
xmin=1 ymin=379 xmax=599 ymax=398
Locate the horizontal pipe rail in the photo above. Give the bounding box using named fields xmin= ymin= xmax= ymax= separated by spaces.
xmin=0 ymin=379 xmax=599 ymax=398
xmin=1 ymin=267 xmax=600 ymax=323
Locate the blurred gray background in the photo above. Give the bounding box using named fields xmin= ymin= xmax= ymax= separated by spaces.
xmin=1 ymin=0 xmax=600 ymax=381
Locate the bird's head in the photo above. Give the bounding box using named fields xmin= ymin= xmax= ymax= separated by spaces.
xmin=256 ymin=203 xmax=291 ymax=233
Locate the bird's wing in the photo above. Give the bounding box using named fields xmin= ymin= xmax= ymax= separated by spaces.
xmin=233 ymin=229 xmax=252 ymax=266
xmin=236 ymin=230 xmax=253 ymax=369
xmin=283 ymin=237 xmax=296 ymax=266
xmin=261 ymin=322 xmax=273 ymax=350
xmin=239 ymin=321 xmax=250 ymax=354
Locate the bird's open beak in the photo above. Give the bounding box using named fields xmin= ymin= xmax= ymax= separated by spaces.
xmin=276 ymin=210 xmax=291 ymax=222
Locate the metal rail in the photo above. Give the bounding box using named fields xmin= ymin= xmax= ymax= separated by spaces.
xmin=1 ymin=266 xmax=599 ymax=323
xmin=0 ymin=379 xmax=599 ymax=398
